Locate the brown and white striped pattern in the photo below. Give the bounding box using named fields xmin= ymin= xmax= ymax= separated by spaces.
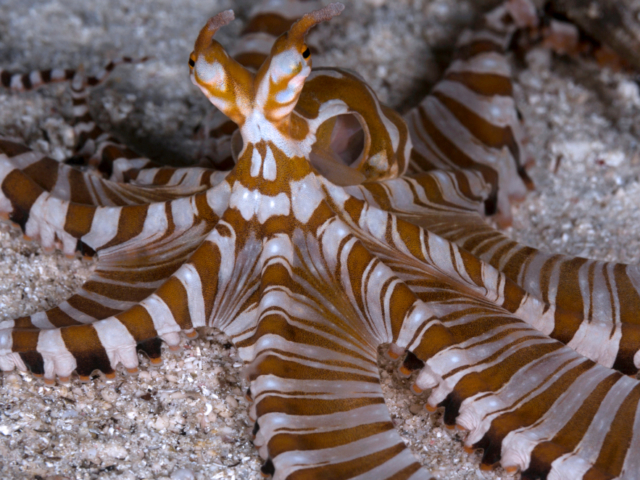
xmin=1 ymin=1 xmax=640 ymax=479
xmin=404 ymin=0 xmax=535 ymax=225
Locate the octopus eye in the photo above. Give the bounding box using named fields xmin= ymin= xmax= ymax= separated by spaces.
xmin=189 ymin=58 xmax=196 ymax=67
xmin=302 ymin=47 xmax=311 ymax=59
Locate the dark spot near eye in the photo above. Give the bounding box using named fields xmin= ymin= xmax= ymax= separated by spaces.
xmin=189 ymin=58 xmax=195 ymax=67
xmin=302 ymin=48 xmax=310 ymax=59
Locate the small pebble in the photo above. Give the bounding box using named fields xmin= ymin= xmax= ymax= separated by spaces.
xmin=225 ymin=395 xmax=239 ymax=409
xmin=153 ymin=415 xmax=170 ymax=431
xmin=101 ymin=388 xmax=118 ymax=403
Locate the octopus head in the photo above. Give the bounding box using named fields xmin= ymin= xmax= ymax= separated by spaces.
xmin=189 ymin=4 xmax=344 ymax=128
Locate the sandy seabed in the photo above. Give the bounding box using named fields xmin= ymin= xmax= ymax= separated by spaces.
xmin=1 ymin=0 xmax=640 ymax=479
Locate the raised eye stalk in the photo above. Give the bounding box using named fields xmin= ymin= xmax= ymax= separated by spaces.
xmin=194 ymin=9 xmax=235 ymax=53
xmin=288 ymin=3 xmax=345 ymax=43
xmin=190 ymin=3 xmax=345 ymax=129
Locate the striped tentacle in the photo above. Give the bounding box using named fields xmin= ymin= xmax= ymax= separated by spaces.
xmin=229 ymin=222 xmax=435 ymax=479
xmin=0 ymin=57 xmax=155 ymax=177
xmin=328 ymin=0 xmax=640 ymax=378
xmin=1 ymin=59 xmax=184 ymax=199
xmin=8 ymin=2 xmax=640 ymax=478
xmin=219 ymin=180 xmax=507 ymax=478
xmin=2 ymin=203 xmax=213 ymax=328
xmin=0 ymin=57 xmax=143 ymax=93
xmin=121 ymin=163 xmax=230 ymax=191
xmin=16 ymin=60 xmax=233 ymax=199
xmin=433 ymin=217 xmax=640 ymax=376
xmin=344 ymin=169 xmax=495 ymax=221
xmin=415 ymin=297 xmax=640 ymax=479
xmin=328 ymin=180 xmax=558 ymax=335
xmin=340 ymin=227 xmax=639 ymax=480
xmin=0 ymin=184 xmax=250 ymax=382
xmin=0 ymin=177 xmax=229 ymax=325
xmin=0 ymin=230 xmax=209 ymax=379
xmin=216 ymin=189 xmax=640 ymax=479
xmin=342 ymin=168 xmax=640 ymax=376
xmin=74 ymin=130 xmax=157 ymax=182
xmin=63 ymin=62 xmax=164 ymax=179
xmin=193 ymin=110 xmax=239 ymax=170
xmin=344 ymin=159 xmax=640 ymax=376
xmin=0 ymin=138 xmax=219 ymax=209
xmin=323 ymin=183 xmax=640 ymax=478
xmin=0 ymin=145 xmax=230 ymax=255
xmin=0 ymin=65 xmax=76 ymax=91
xmin=404 ymin=0 xmax=537 ymax=223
